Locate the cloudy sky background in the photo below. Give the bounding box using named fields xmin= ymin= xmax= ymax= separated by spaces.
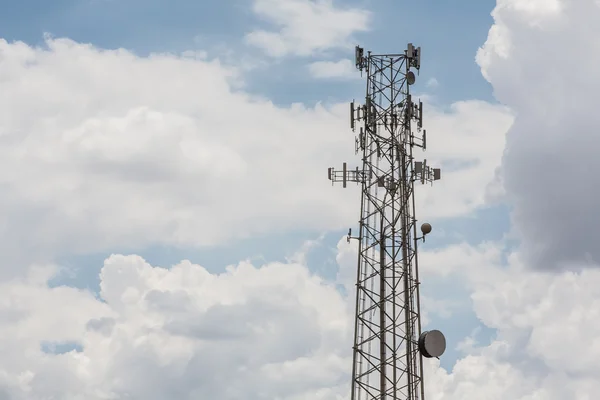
xmin=0 ymin=0 xmax=599 ymax=398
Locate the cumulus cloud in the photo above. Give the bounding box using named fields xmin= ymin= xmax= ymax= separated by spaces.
xmin=0 ymin=36 xmax=356 ymax=264
xmin=0 ymin=255 xmax=352 ymax=399
xmin=0 ymin=36 xmax=509 ymax=271
xmin=245 ymin=0 xmax=370 ymax=57
xmin=3 ymin=0 xmax=597 ymax=396
xmin=1 ymin=240 xmax=600 ymax=399
xmin=477 ymin=0 xmax=600 ymax=270
xmin=425 ymin=244 xmax=600 ymax=400
xmin=308 ymin=59 xmax=357 ymax=79
xmin=414 ymin=100 xmax=513 ymax=221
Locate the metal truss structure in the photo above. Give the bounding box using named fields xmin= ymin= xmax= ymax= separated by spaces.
xmin=328 ymin=44 xmax=445 ymax=400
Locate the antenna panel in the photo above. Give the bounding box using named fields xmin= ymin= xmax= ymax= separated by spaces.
xmin=355 ymin=46 xmax=364 ymax=69
xmin=414 ymin=161 xmax=423 ymax=174
xmin=359 ymin=128 xmax=365 ymax=149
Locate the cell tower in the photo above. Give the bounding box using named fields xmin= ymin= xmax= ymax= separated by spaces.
xmin=328 ymin=44 xmax=446 ymax=399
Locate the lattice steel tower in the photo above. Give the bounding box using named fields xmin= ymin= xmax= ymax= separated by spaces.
xmin=328 ymin=44 xmax=446 ymax=400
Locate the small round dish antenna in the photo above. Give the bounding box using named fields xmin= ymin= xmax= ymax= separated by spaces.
xmin=420 ymin=222 xmax=432 ymax=235
xmin=418 ymin=330 xmax=446 ymax=358
xmin=407 ymin=71 xmax=416 ymax=85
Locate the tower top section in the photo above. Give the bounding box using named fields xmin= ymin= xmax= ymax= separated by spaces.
xmin=355 ymin=43 xmax=421 ymax=72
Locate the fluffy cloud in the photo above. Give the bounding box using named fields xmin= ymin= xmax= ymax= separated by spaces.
xmin=477 ymin=0 xmax=600 ymax=270
xmin=0 ymin=255 xmax=351 ymax=399
xmin=245 ymin=0 xmax=370 ymax=57
xmin=308 ymin=59 xmax=357 ymax=79
xmin=1 ymin=240 xmax=600 ymax=399
xmin=4 ymin=0 xmax=598 ymax=396
xmin=423 ymin=244 xmax=600 ymax=400
xmin=0 ymin=36 xmax=509 ymax=270
xmin=414 ymin=100 xmax=513 ymax=221
xmin=0 ymin=36 xmax=356 ymax=264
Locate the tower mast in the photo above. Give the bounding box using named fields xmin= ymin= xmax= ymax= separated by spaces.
xmin=328 ymin=44 xmax=446 ymax=400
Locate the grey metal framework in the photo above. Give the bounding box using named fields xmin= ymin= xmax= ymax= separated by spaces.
xmin=328 ymin=44 xmax=442 ymax=400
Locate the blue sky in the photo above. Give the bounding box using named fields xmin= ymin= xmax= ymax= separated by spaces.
xmin=1 ymin=0 xmax=495 ymax=104
xmin=1 ymin=0 xmax=504 ymax=371
xmin=3 ymin=1 xmax=600 ymax=398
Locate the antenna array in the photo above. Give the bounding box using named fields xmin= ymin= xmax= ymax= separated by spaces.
xmin=328 ymin=44 xmax=446 ymax=400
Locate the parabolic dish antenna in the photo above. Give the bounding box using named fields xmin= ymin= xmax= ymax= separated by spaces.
xmin=418 ymin=330 xmax=446 ymax=358
xmin=407 ymin=71 xmax=416 ymax=85
xmin=421 ymin=222 xmax=432 ymax=235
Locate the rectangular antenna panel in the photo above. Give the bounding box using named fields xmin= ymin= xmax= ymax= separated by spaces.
xmin=423 ymin=130 xmax=427 ymax=150
xmin=350 ymin=101 xmax=355 ymax=130
xmin=355 ymin=46 xmax=363 ymax=68
xmin=343 ymin=162 xmax=347 ymax=188
xmin=407 ymin=43 xmax=414 ymax=58
xmin=359 ymin=128 xmax=365 ymax=149
xmin=414 ymin=161 xmax=422 ymax=174
xmin=328 ymin=167 xmax=332 ymax=180
xmin=433 ymin=168 xmax=441 ymax=180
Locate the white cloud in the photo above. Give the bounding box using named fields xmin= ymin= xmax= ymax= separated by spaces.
xmin=418 ymin=240 xmax=504 ymax=282
xmin=0 ymin=36 xmax=358 ymax=264
xmin=245 ymin=0 xmax=370 ymax=57
xmin=1 ymin=240 xmax=600 ymax=398
xmin=4 ymin=0 xmax=599 ymax=396
xmin=0 ymin=254 xmax=352 ymax=399
xmin=308 ymin=59 xmax=357 ymax=79
xmin=286 ymin=233 xmax=326 ymax=265
xmin=414 ymin=100 xmax=514 ymax=221
xmin=476 ymin=0 xmax=600 ymax=271
xmin=414 ymin=241 xmax=600 ymax=400
xmin=0 ymin=36 xmax=509 ymax=271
